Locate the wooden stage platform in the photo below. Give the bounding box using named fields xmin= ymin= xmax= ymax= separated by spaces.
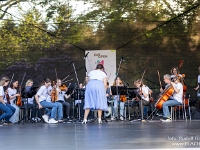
xmin=1 ymin=120 xmax=200 ymax=150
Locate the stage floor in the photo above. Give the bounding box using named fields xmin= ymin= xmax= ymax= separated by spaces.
xmin=1 ymin=119 xmax=200 ymax=150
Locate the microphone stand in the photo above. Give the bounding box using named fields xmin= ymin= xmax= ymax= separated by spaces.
xmin=84 ymin=52 xmax=92 ymax=73
xmin=114 ymin=57 xmax=124 ymax=121
xmin=70 ymin=62 xmax=82 ymax=123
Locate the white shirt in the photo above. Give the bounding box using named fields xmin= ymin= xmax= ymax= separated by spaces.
xmin=88 ymin=70 xmax=107 ymax=81
xmin=141 ymin=86 xmax=149 ymax=101
xmin=173 ymin=82 xmax=183 ymax=103
xmin=0 ymin=86 xmax=7 ymax=103
xmin=0 ymin=86 xmax=5 ymax=98
xmin=8 ymin=88 xmax=17 ymax=104
xmin=36 ymin=85 xmax=48 ymax=102
xmin=57 ymin=90 xmax=65 ymax=102
xmin=46 ymin=86 xmax=52 ymax=102
xmin=198 ymin=75 xmax=200 ymax=83
xmin=171 ymin=74 xmax=182 ymax=79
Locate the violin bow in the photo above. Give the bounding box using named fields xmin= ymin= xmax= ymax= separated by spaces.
xmin=157 ymin=70 xmax=162 ymax=88
xmin=55 ymin=68 xmax=58 ymax=80
xmin=62 ymin=78 xmax=74 ymax=83
xmin=8 ymin=73 xmax=15 ymax=88
xmin=141 ymin=69 xmax=146 ymax=84
xmin=20 ymin=72 xmax=26 ymax=89
xmin=62 ymin=75 xmax=69 ymax=82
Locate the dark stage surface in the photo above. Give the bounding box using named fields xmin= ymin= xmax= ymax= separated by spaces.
xmin=1 ymin=120 xmax=200 ymax=150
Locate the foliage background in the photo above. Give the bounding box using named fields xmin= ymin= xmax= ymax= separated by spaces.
xmin=0 ymin=0 xmax=200 ymax=104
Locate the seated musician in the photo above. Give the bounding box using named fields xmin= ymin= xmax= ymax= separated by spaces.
xmin=8 ymin=79 xmax=20 ymax=123
xmin=0 ymin=77 xmax=16 ymax=126
xmin=111 ymin=77 xmax=125 ymax=121
xmin=132 ymin=79 xmax=150 ymax=120
xmin=35 ymin=77 xmax=59 ymax=124
xmin=161 ymin=74 xmax=183 ymax=122
xmin=55 ymin=79 xmax=71 ymax=120
xmin=74 ymin=83 xmax=85 ymax=118
xmin=23 ymin=79 xmax=38 ymax=121
xmin=46 ymin=85 xmax=64 ymax=123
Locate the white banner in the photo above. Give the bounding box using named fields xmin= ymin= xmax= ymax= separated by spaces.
xmin=85 ymin=50 xmax=116 ymax=85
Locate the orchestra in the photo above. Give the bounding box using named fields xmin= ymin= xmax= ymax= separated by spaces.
xmin=0 ymin=62 xmax=198 ymax=125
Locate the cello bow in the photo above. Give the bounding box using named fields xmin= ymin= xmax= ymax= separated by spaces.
xmin=157 ymin=70 xmax=162 ymax=89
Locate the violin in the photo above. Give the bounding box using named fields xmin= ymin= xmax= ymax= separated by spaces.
xmin=4 ymin=88 xmax=11 ymax=104
xmin=120 ymin=95 xmax=127 ymax=102
xmin=51 ymin=81 xmax=58 ymax=102
xmin=16 ymin=86 xmax=22 ymax=106
xmin=60 ymin=84 xmax=67 ymax=91
xmin=16 ymin=72 xmax=26 ymax=106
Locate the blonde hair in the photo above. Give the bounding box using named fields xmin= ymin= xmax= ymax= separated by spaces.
xmin=0 ymin=76 xmax=10 ymax=86
xmin=26 ymin=79 xmax=33 ymax=86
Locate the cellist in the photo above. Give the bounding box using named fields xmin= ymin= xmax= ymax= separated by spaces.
xmin=160 ymin=74 xmax=183 ymax=122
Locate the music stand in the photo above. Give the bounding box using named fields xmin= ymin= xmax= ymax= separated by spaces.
xmin=18 ymin=87 xmax=37 ymax=124
xmin=72 ymin=88 xmax=85 ymax=122
xmin=111 ymin=86 xmax=128 ymax=121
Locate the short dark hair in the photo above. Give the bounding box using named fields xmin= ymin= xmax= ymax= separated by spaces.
xmin=96 ymin=64 xmax=104 ymax=70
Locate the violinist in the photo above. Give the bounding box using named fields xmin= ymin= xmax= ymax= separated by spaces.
xmin=74 ymin=83 xmax=85 ymax=118
xmin=161 ymin=74 xmax=183 ymax=122
xmin=35 ymin=77 xmax=58 ymax=124
xmin=46 ymin=85 xmax=64 ymax=123
xmin=7 ymin=79 xmax=20 ymax=123
xmin=0 ymin=77 xmax=15 ymax=126
xmin=131 ymin=79 xmax=150 ymax=120
xmin=111 ymin=77 xmax=125 ymax=121
xmin=83 ymin=76 xmax=89 ymax=88
xmin=24 ymin=79 xmax=39 ymax=121
xmin=54 ymin=79 xmax=71 ymax=120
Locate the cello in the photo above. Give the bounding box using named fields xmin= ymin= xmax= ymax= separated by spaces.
xmin=155 ymin=70 xmax=174 ymax=109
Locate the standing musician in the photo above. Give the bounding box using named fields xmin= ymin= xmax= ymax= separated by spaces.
xmin=194 ymin=66 xmax=200 ymax=107
xmin=170 ymin=67 xmax=183 ymax=81
xmin=8 ymin=79 xmax=20 ymax=123
xmin=35 ymin=77 xmax=59 ymax=124
xmin=111 ymin=77 xmax=125 ymax=121
xmin=54 ymin=79 xmax=71 ymax=120
xmin=160 ymin=74 xmax=183 ymax=122
xmin=0 ymin=77 xmax=16 ymax=126
xmin=132 ymin=79 xmax=150 ymax=119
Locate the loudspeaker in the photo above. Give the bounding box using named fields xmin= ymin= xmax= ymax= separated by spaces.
xmin=190 ymin=107 xmax=200 ymax=119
